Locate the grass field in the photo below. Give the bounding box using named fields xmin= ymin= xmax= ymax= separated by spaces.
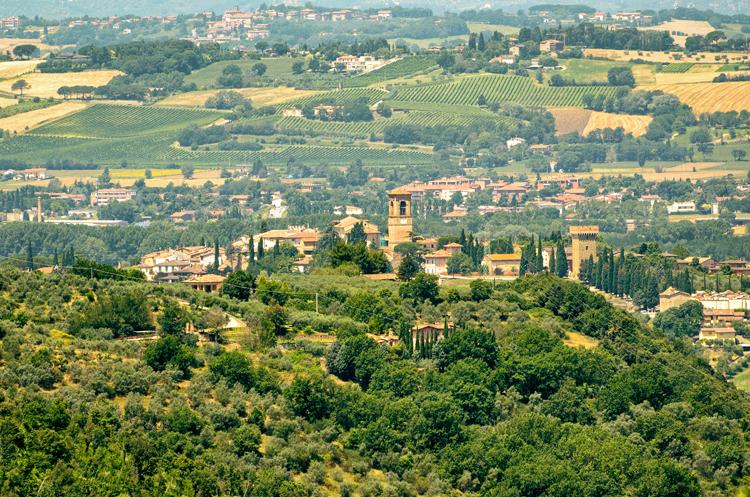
xmin=157 ymin=87 xmax=320 ymax=108
xmin=394 ymin=73 xmax=619 ymax=107
xmin=185 ymin=57 xmax=308 ymax=88
xmin=0 ymin=70 xmax=122 ymax=98
xmin=640 ymin=19 xmax=715 ymax=47
xmin=731 ymin=366 xmax=750 ymax=393
xmin=466 ymin=22 xmax=520 ymax=35
xmin=0 ymin=96 xmax=15 ymax=108
xmin=640 ymin=81 xmax=750 ymax=113
xmin=585 ymin=48 xmax=750 ymax=65
xmin=557 ymin=59 xmax=634 ymax=83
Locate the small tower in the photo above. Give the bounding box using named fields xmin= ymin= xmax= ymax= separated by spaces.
xmin=388 ymin=187 xmax=413 ymax=247
xmin=570 ymin=225 xmax=599 ymax=279
xmin=36 ymin=195 xmax=43 ymax=223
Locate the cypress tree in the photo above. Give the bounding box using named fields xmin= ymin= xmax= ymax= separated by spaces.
xmin=519 ymin=245 xmax=528 ymax=277
xmin=608 ymin=249 xmax=616 ymax=294
xmin=213 ymin=240 xmax=220 ymax=273
xmin=556 ymin=239 xmax=567 ymax=277
xmin=595 ymin=256 xmax=604 ymax=289
xmin=715 ymin=272 xmax=720 ymax=292
xmin=248 ymin=235 xmax=255 ymax=268
xmin=26 ymin=241 xmax=33 ymax=271
xmin=257 ymin=238 xmax=265 ymax=259
xmin=549 ymin=248 xmax=556 ymax=275
xmin=53 ymin=248 xmax=58 ymax=266
xmin=536 ymin=236 xmax=543 ymax=272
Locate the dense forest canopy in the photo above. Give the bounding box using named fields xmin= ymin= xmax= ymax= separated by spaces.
xmin=0 ymin=265 xmax=748 ymax=495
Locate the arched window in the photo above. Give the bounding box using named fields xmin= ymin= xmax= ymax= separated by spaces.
xmin=399 ymin=200 xmax=407 ymax=216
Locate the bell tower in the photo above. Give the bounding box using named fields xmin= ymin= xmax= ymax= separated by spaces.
xmin=570 ymin=225 xmax=599 ymax=280
xmin=388 ymin=188 xmax=413 ymax=247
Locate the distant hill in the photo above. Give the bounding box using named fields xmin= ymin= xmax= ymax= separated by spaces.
xmin=2 ymin=0 xmax=750 ymax=19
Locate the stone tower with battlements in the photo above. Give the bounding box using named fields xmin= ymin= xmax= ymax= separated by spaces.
xmin=570 ymin=225 xmax=599 ymax=279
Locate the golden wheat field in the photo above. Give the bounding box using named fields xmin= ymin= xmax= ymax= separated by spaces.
xmin=550 ymin=108 xmax=652 ymax=137
xmin=549 ymin=108 xmax=592 ymax=135
xmin=0 ymin=96 xmax=16 ymax=108
xmin=0 ymin=60 xmax=42 ymax=79
xmin=0 ymin=70 xmax=122 ymax=98
xmin=641 ymin=81 xmax=750 ymax=113
xmin=639 ymin=20 xmax=715 ymax=47
xmin=0 ymin=101 xmax=88 ymax=133
xmin=0 ymin=38 xmax=58 ymax=53
xmin=157 ymin=87 xmax=320 ymax=108
xmin=583 ymin=112 xmax=653 ymax=137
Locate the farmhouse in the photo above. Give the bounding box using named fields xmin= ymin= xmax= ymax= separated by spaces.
xmin=483 ymin=252 xmax=523 ymax=276
xmin=659 ymin=287 xmax=694 ymax=311
xmin=540 ymin=39 xmax=564 ymax=53
xmin=184 ymin=274 xmax=226 ymax=293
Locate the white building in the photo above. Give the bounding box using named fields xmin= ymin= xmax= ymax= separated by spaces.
xmin=666 ymin=201 xmax=696 ymax=214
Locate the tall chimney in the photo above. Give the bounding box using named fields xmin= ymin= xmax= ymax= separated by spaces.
xmin=36 ymin=195 xmax=42 ymax=223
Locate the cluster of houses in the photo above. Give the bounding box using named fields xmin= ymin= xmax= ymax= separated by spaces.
xmin=660 ymin=288 xmax=750 ymax=342
xmin=0 ymin=16 xmax=20 ymax=31
xmin=1 ymin=168 xmax=49 ymax=182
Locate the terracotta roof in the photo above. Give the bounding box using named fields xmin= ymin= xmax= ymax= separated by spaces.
xmin=185 ymin=274 xmax=225 ymax=284
xmin=389 ymin=187 xmax=412 ymax=196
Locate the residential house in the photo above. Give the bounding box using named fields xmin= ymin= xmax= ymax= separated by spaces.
xmin=424 ymin=243 xmax=463 ymax=275
xmin=332 ymin=216 xmax=381 ymax=246
xmin=659 ymin=287 xmax=694 ymax=311
xmin=185 ymin=274 xmax=225 ymax=293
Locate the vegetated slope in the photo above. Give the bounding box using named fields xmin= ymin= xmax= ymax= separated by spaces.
xmin=344 ymin=55 xmax=438 ymax=87
xmin=275 ymin=111 xmax=512 ymax=138
xmin=278 ymin=87 xmax=389 ymax=111
xmin=31 ymin=104 xmax=224 ymax=138
xmin=394 ymin=74 xmax=619 ymax=107
xmin=641 ymin=81 xmax=750 ymax=113
xmin=0 ymin=267 xmax=748 ymax=496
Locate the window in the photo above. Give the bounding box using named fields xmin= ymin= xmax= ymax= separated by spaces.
xmin=399 ymin=200 xmax=407 ymax=216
